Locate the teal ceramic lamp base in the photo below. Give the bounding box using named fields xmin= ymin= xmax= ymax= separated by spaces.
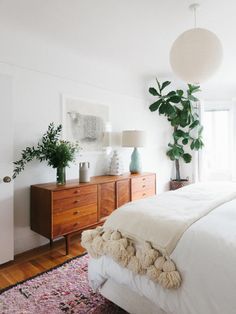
xmin=130 ymin=147 xmax=142 ymax=174
xmin=122 ymin=130 xmax=146 ymax=174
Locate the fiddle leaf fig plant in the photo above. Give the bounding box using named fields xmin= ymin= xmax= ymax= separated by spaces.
xmin=149 ymin=79 xmax=204 ymax=181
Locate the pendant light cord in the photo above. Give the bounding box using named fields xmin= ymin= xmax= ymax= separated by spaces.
xmin=189 ymin=3 xmax=199 ymax=28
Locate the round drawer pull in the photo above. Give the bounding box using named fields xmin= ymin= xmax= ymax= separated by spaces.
xmin=142 ymin=178 xmax=146 ymax=181
xmin=143 ymin=193 xmax=146 ymax=196
xmin=73 ymin=210 xmax=80 ymax=215
xmin=74 ymin=200 xmax=80 ymax=204
xmin=74 ymin=190 xmax=80 ymax=194
xmin=142 ymin=185 xmax=146 ymax=188
xmin=73 ymin=222 xmax=79 ymax=227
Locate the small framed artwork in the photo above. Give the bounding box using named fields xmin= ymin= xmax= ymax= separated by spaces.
xmin=62 ymin=95 xmax=110 ymax=152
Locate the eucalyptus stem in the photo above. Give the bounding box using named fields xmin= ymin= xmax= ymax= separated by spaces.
xmin=13 ymin=123 xmax=80 ymax=179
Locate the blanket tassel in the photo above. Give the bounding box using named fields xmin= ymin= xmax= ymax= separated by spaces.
xmin=81 ymin=227 xmax=182 ymax=289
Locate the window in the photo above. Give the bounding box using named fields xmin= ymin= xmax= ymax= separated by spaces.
xmin=202 ymin=103 xmax=234 ymax=181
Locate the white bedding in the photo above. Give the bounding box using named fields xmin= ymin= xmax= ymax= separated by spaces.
xmin=104 ymin=182 xmax=236 ymax=255
xmin=88 ymin=189 xmax=236 ymax=314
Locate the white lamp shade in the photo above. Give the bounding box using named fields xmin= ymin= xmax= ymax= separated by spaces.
xmin=122 ymin=130 xmax=146 ymax=147
xmin=170 ymin=28 xmax=223 ymax=84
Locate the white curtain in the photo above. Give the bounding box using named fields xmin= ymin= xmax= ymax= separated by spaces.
xmin=195 ymin=100 xmax=236 ymax=182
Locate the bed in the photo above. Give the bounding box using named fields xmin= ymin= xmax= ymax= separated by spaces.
xmin=83 ymin=182 xmax=236 ymax=314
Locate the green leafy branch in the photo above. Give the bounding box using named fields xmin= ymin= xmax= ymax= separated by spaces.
xmin=13 ymin=123 xmax=80 ymax=178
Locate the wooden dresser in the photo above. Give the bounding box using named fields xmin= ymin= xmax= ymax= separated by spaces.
xmin=31 ymin=172 xmax=156 ymax=254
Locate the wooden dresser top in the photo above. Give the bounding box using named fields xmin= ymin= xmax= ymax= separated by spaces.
xmin=31 ymin=172 xmax=156 ymax=191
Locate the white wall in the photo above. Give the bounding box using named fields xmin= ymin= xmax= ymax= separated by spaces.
xmin=0 ymin=28 xmax=172 ymax=254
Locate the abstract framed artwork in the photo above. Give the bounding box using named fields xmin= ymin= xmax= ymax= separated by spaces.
xmin=62 ymin=95 xmax=109 ymax=152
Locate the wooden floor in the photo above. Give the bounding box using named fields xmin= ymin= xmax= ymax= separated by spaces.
xmin=0 ymin=234 xmax=86 ymax=291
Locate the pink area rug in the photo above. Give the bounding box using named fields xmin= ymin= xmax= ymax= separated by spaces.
xmin=0 ymin=253 xmax=127 ymax=313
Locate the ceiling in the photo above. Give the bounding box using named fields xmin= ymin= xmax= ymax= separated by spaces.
xmin=0 ymin=0 xmax=235 ymax=91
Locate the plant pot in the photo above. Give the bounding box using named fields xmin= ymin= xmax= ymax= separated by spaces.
xmin=169 ymin=179 xmax=190 ymax=191
xmin=56 ymin=167 xmax=66 ymax=185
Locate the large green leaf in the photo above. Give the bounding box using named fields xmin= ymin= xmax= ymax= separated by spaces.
xmin=190 ymin=140 xmax=195 ymax=150
xmin=159 ymin=103 xmax=166 ymax=114
xmin=190 ymin=138 xmax=203 ymax=151
xmin=170 ymin=116 xmax=180 ymax=127
xmin=149 ymin=99 xmax=162 ymax=112
xmin=188 ymin=94 xmax=199 ymax=102
xmin=149 ymin=87 xmax=159 ymax=96
xmin=190 ymin=120 xmax=199 ymax=129
xmin=179 ymin=111 xmax=189 ymax=127
xmin=161 ymin=81 xmax=171 ymax=91
xmin=183 ymin=153 xmax=192 ymax=163
xmin=181 ymin=100 xmax=191 ymax=110
xmin=195 ymin=139 xmax=204 ymax=150
xmin=194 ymin=139 xmax=201 ymax=150
xmin=169 ymin=95 xmax=181 ymax=103
xmin=198 ymin=138 xmax=204 ymax=148
xmin=176 ymin=90 xmax=184 ymax=97
xmin=166 ymin=91 xmax=176 ymax=98
xmin=166 ymin=150 xmax=176 ymax=161
xmin=173 ymin=129 xmax=186 ymax=139
xmin=167 ymin=145 xmax=183 ymax=161
xmin=188 ymin=84 xmax=201 ymax=94
xmin=165 ymin=103 xmax=176 ymax=115
xmin=169 ymin=144 xmax=184 ymax=158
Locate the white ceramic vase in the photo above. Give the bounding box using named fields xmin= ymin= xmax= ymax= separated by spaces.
xmin=109 ymin=150 xmax=124 ymax=175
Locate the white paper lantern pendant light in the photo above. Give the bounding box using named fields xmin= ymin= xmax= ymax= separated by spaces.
xmin=170 ymin=3 xmax=223 ymax=84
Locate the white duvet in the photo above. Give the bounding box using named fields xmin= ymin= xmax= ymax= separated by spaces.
xmin=88 ymin=183 xmax=236 ymax=314
xmin=104 ymin=182 xmax=236 ymax=255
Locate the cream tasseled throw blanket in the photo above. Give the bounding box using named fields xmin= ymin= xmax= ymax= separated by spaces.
xmin=82 ymin=182 xmax=236 ymax=289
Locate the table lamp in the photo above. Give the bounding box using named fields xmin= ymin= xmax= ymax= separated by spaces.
xmin=122 ymin=130 xmax=146 ymax=174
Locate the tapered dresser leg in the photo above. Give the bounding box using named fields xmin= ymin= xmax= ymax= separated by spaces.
xmin=65 ymin=235 xmax=70 ymax=255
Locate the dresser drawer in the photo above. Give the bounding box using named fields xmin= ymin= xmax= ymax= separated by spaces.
xmin=53 ymin=185 xmax=97 ymax=201
xmin=53 ymin=204 xmax=97 ymax=237
xmin=53 ymin=203 xmax=97 ymax=224
xmin=132 ymin=188 xmax=155 ymax=201
xmin=53 ymin=193 xmax=97 ymax=213
xmin=53 ymin=212 xmax=98 ymax=237
xmin=131 ymin=175 xmax=155 ymax=193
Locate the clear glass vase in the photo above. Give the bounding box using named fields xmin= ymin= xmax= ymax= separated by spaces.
xmin=56 ymin=167 xmax=66 ymax=185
